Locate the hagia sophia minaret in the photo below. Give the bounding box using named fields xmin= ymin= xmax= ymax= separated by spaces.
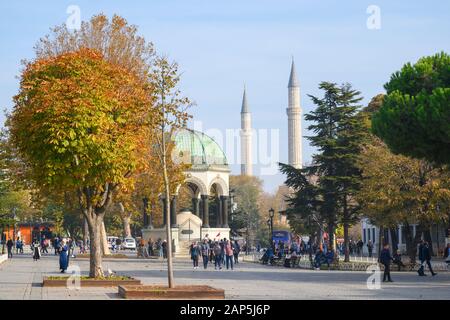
xmin=240 ymin=86 xmax=253 ymax=176
xmin=286 ymin=59 xmax=302 ymax=169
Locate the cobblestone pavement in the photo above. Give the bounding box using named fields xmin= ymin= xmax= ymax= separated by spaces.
xmin=0 ymin=253 xmax=449 ymax=300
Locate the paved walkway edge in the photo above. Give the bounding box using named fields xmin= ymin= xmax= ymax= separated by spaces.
xmin=0 ymin=254 xmax=8 ymax=265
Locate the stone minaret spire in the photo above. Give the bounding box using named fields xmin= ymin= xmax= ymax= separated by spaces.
xmin=240 ymin=86 xmax=253 ymax=176
xmin=287 ymin=58 xmax=302 ymax=169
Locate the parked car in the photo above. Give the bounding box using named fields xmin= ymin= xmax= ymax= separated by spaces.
xmin=121 ymin=237 xmax=136 ymax=250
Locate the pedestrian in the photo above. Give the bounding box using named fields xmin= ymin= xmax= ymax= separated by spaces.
xmin=220 ymin=239 xmax=225 ymax=265
xmin=162 ymin=240 xmax=167 ymax=259
xmin=200 ymin=239 xmax=210 ymax=269
xmin=213 ymin=242 xmax=222 ymax=270
xmin=59 ymin=239 xmax=69 ymax=273
xmin=379 ymin=243 xmax=393 ymax=282
xmin=189 ymin=241 xmax=200 ymax=269
xmin=32 ymin=238 xmax=41 ymax=261
xmin=6 ymin=239 xmax=14 ymax=258
xmin=418 ymin=241 xmax=437 ymax=276
xmin=233 ymin=240 xmax=240 ymax=264
xmin=15 ymin=237 xmax=20 ymax=254
xmin=208 ymin=239 xmax=214 ymax=263
xmin=41 ymin=236 xmax=48 ymax=254
xmin=392 ymin=249 xmax=405 ymax=271
xmin=148 ymin=238 xmax=154 ymax=257
xmin=357 ymin=239 xmax=363 ymax=255
xmin=367 ymin=240 xmax=373 ymax=258
xmin=157 ymin=239 xmax=163 ymax=258
xmin=444 ymin=243 xmax=450 ymax=266
xmin=54 ymin=236 xmax=60 ymax=255
xmin=224 ymin=239 xmax=234 ymax=270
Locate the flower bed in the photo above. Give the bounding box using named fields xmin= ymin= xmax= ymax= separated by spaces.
xmin=118 ymin=285 xmax=225 ymax=300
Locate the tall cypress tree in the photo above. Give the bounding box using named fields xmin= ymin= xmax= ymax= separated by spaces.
xmin=305 ymin=82 xmax=342 ymax=252
xmin=334 ymin=84 xmax=366 ymax=261
xmin=281 ymin=82 xmax=366 ymax=259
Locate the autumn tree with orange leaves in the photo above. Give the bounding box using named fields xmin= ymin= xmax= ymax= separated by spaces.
xmin=8 ymin=49 xmax=155 ymax=277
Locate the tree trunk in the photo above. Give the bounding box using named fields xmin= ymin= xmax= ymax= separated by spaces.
xmin=122 ymin=215 xmax=132 ymax=238
xmin=404 ymin=222 xmax=424 ymax=264
xmin=343 ymin=195 xmax=350 ymax=262
xmin=327 ymin=222 xmax=335 ymax=252
xmin=424 ymin=228 xmax=433 ymax=256
xmin=161 ymin=115 xmax=174 ymax=288
xmin=118 ymin=203 xmax=132 ymax=238
xmin=83 ymin=218 xmax=89 ymax=248
xmin=343 ymin=222 xmax=349 ymax=262
xmin=87 ymin=214 xmax=104 ymax=278
xmin=100 ymin=221 xmax=111 ymax=255
xmin=389 ymin=227 xmax=398 ymax=252
xmin=378 ymin=226 xmax=384 ymax=259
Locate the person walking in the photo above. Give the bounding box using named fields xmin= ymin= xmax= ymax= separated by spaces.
xmin=32 ymin=239 xmax=41 ymax=261
xmin=444 ymin=243 xmax=450 ymax=267
xmin=233 ymin=240 xmax=240 ymax=264
xmin=379 ymin=243 xmax=393 ymax=282
xmin=189 ymin=241 xmax=200 ymax=269
xmin=157 ymin=239 xmax=163 ymax=258
xmin=213 ymin=242 xmax=222 ymax=270
xmin=162 ymin=240 xmax=168 ymax=259
xmin=357 ymin=239 xmax=363 ymax=255
xmin=147 ymin=238 xmax=154 ymax=257
xmin=59 ymin=240 xmax=69 ymax=273
xmin=53 ymin=236 xmax=60 ymax=255
xmin=367 ymin=240 xmax=373 ymax=258
xmin=220 ymin=239 xmax=226 ymax=265
xmin=15 ymin=237 xmax=20 ymax=254
xmin=418 ymin=241 xmax=437 ymax=276
xmin=208 ymin=239 xmax=214 ymax=263
xmin=224 ymin=239 xmax=234 ymax=270
xmin=6 ymin=239 xmax=14 ymax=258
xmin=41 ymin=236 xmax=48 ymax=254
xmin=200 ymin=239 xmax=210 ymax=269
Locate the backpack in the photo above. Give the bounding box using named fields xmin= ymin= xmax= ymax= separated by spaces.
xmin=213 ymin=245 xmax=222 ymax=256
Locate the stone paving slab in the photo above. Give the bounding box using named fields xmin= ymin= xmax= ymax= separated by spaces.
xmin=0 ymin=253 xmax=449 ymax=300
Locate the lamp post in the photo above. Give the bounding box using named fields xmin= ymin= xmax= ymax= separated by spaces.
xmin=268 ymin=208 xmax=274 ymax=251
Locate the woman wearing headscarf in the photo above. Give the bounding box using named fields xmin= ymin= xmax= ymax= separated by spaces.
xmin=59 ymin=239 xmax=69 ymax=273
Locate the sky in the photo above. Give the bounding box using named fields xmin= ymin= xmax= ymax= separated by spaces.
xmin=1 ymin=0 xmax=449 ymax=192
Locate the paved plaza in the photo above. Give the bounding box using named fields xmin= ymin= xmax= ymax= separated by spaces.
xmin=0 ymin=252 xmax=449 ymax=300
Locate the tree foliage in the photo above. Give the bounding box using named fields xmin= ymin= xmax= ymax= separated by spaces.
xmin=7 ymin=48 xmax=155 ymax=277
xmin=358 ymin=95 xmax=450 ymax=262
xmin=372 ymin=52 xmax=450 ymax=165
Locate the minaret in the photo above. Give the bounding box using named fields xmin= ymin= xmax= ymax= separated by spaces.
xmin=240 ymin=86 xmax=253 ymax=176
xmin=287 ymin=59 xmax=302 ymax=169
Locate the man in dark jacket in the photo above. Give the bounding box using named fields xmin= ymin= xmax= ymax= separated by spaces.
xmin=418 ymin=241 xmax=437 ymax=276
xmin=379 ymin=243 xmax=393 ymax=282
xmin=6 ymin=239 xmax=14 ymax=258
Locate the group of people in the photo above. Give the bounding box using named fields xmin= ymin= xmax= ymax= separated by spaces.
xmin=137 ymin=238 xmax=168 ymax=259
xmin=378 ymin=241 xmax=450 ymax=282
xmin=189 ymin=237 xmax=240 ymax=271
xmin=31 ymin=236 xmax=73 ymax=273
xmin=4 ymin=235 xmax=77 ymax=274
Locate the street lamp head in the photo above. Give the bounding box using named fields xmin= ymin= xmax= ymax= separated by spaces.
xmin=269 ymin=208 xmax=274 ymax=218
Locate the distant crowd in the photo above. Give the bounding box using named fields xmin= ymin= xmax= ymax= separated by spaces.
xmin=188 ymin=237 xmax=240 ymax=271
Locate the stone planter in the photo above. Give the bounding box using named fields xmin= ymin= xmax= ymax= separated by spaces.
xmin=42 ymin=276 xmax=141 ymax=287
xmin=118 ymin=285 xmax=225 ymax=300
